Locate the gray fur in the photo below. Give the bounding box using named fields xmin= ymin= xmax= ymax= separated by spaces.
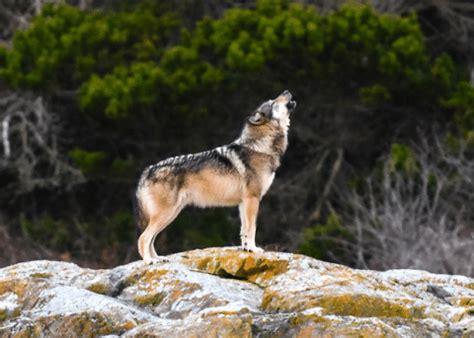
xmin=134 ymin=90 xmax=296 ymax=263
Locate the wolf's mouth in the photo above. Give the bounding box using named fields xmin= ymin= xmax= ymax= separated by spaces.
xmin=287 ymin=100 xmax=297 ymax=111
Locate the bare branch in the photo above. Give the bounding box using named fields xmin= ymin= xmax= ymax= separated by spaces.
xmin=0 ymin=92 xmax=84 ymax=195
xmin=333 ymin=134 xmax=474 ymax=276
xmin=2 ymin=114 xmax=11 ymax=158
xmin=309 ymin=148 xmax=344 ymax=221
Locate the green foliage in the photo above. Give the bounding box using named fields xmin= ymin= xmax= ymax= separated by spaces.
xmin=110 ymin=157 xmax=136 ymax=177
xmin=443 ymin=82 xmax=474 ymax=139
xmin=20 ymin=215 xmax=71 ymax=250
xmin=163 ymin=209 xmax=239 ymax=253
xmin=0 ymin=2 xmax=178 ymax=90
xmin=80 ymin=1 xmax=462 ymax=118
xmin=2 ymin=1 xmax=460 ymax=118
xmin=389 ymin=143 xmax=418 ymax=173
xmin=359 ymin=84 xmax=391 ymax=106
xmin=79 ymin=62 xmax=166 ymax=118
xmin=2 ymin=0 xmax=473 ymax=265
xmin=299 ymin=212 xmax=351 ymax=261
xmin=20 ymin=210 xmax=134 ymax=257
xmin=69 ymin=148 xmax=135 ymax=178
xmin=69 ymin=148 xmax=106 ymax=175
xmin=101 ymin=210 xmax=135 ymax=244
xmin=0 ymin=47 xmax=6 ymax=69
xmin=431 ymin=54 xmax=456 ymax=89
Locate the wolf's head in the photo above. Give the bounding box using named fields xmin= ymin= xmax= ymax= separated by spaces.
xmin=238 ymin=90 xmax=295 ymax=160
xmin=247 ymin=90 xmax=296 ymax=127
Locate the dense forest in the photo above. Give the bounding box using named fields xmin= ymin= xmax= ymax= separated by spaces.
xmin=0 ymin=0 xmax=473 ymax=276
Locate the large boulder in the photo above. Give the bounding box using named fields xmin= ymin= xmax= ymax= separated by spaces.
xmin=0 ymin=247 xmax=473 ymax=337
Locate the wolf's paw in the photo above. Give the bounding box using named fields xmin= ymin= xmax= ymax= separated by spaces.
xmin=143 ymin=257 xmax=169 ymax=265
xmin=242 ymin=244 xmax=264 ymax=253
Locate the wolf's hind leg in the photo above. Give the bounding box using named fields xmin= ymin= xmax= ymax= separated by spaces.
xmin=150 ymin=232 xmax=160 ymax=259
xmin=138 ymin=227 xmax=158 ymax=264
xmin=140 ymin=205 xmax=183 ymax=264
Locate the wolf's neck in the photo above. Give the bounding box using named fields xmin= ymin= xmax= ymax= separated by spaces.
xmin=236 ymin=127 xmax=288 ymax=159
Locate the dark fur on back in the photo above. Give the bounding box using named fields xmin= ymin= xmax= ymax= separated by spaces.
xmin=146 ymin=149 xmax=235 ymax=178
xmin=140 ymin=148 xmax=237 ymax=188
xmin=134 ymin=90 xmax=295 ymax=263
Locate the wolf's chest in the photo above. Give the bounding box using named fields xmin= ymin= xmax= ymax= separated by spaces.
xmin=260 ymin=172 xmax=276 ymax=197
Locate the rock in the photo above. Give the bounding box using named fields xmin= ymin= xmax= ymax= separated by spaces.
xmin=0 ymin=247 xmax=473 ymax=337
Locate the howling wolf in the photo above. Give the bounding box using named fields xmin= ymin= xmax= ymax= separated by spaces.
xmin=135 ymin=90 xmax=296 ymax=263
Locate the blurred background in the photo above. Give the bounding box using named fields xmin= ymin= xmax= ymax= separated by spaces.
xmin=0 ymin=0 xmax=472 ymax=276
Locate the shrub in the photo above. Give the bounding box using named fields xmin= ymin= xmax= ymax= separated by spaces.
xmin=333 ymin=137 xmax=473 ymax=276
xmin=0 ymin=3 xmax=178 ymax=90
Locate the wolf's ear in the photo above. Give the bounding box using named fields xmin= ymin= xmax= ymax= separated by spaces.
xmin=248 ymin=112 xmax=266 ymax=125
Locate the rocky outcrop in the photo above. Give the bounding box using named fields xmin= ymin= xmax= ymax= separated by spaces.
xmin=0 ymin=247 xmax=473 ymax=337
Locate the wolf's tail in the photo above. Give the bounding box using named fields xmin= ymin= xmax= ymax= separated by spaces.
xmin=133 ymin=189 xmax=148 ymax=239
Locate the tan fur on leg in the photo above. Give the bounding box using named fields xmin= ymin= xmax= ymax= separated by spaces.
xmin=138 ymin=227 xmax=157 ymax=264
xmin=150 ymin=232 xmax=160 ymax=259
xmin=239 ymin=203 xmax=249 ymax=248
xmin=143 ymin=205 xmax=183 ymax=264
xmin=240 ymin=196 xmax=263 ymax=252
xmin=135 ymin=91 xmax=295 ymax=262
xmin=138 ymin=232 xmax=146 ymax=258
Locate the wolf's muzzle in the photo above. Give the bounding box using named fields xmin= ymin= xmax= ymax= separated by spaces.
xmin=287 ymin=100 xmax=297 ymax=111
xmin=281 ymin=90 xmax=296 ymax=111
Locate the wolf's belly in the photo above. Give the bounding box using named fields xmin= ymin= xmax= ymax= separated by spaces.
xmin=184 ymin=170 xmax=243 ymax=207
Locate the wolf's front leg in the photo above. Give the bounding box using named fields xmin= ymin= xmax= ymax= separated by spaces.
xmin=239 ymin=197 xmax=264 ymax=253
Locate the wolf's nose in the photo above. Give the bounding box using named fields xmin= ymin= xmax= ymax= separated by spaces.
xmin=282 ymin=90 xmax=292 ymax=99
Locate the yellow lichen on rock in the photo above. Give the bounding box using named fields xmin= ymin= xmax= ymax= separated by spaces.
xmin=292 ymin=322 xmax=396 ymax=338
xmin=123 ymin=266 xmax=204 ymax=309
xmin=270 ymin=292 xmax=424 ymax=319
xmin=0 ymin=280 xmax=28 ymax=298
xmin=29 ymin=273 xmax=53 ymax=279
xmin=135 ymin=292 xmax=166 ymax=306
xmin=123 ymin=314 xmax=253 ymax=338
xmin=1 ymin=248 xmax=474 ymax=337
xmin=7 ymin=313 xmax=138 ymax=337
xmin=0 ymin=307 xmax=20 ymax=322
xmin=176 ymin=248 xmax=289 ymax=284
xmin=202 ymin=315 xmax=253 ymax=338
xmin=86 ymin=282 xmax=110 ymax=295
xmin=455 ymin=297 xmax=474 ymax=307
xmin=317 ymin=294 xmax=424 ymax=318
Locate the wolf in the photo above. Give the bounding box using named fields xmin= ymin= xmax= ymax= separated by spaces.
xmin=135 ymin=90 xmax=296 ymax=264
